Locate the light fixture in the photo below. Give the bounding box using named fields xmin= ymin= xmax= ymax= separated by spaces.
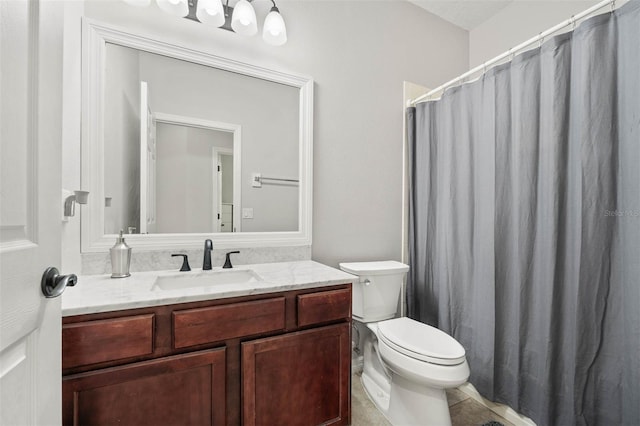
xmin=196 ymin=0 xmax=225 ymax=27
xmin=262 ymin=1 xmax=286 ymax=46
xmin=156 ymin=0 xmax=189 ymax=17
xmin=231 ymin=0 xmax=258 ymax=36
xmin=124 ymin=0 xmax=287 ymax=45
xmin=123 ymin=0 xmax=151 ymax=6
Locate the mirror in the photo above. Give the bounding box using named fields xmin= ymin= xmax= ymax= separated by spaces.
xmin=82 ymin=20 xmax=313 ymax=252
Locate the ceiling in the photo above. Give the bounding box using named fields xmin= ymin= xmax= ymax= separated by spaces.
xmin=407 ymin=0 xmax=514 ymax=30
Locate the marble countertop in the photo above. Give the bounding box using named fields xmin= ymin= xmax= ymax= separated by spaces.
xmin=62 ymin=260 xmax=357 ymax=317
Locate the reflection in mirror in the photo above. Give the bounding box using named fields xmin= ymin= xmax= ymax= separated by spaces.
xmin=103 ymin=42 xmax=299 ymax=235
xmin=81 ymin=20 xmax=313 ymax=252
xmin=153 ymin=122 xmax=234 ymax=234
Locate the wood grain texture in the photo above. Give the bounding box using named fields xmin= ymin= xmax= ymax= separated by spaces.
xmin=62 ymin=284 xmax=352 ymax=425
xmin=173 ymin=297 xmax=285 ymax=349
xmin=62 ymin=348 xmax=226 ymax=426
xmin=62 ymin=314 xmax=154 ymax=370
xmin=242 ymin=323 xmax=351 ymax=426
xmin=297 ymin=288 xmax=352 ymax=327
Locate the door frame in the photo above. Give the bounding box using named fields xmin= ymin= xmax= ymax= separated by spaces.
xmin=152 ymin=113 xmax=242 ymax=233
xmin=212 ymin=147 xmax=234 ymax=232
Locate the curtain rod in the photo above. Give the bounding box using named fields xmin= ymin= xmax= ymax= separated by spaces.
xmin=410 ymin=0 xmax=620 ymax=105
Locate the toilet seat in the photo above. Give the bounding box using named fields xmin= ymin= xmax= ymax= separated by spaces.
xmin=377 ymin=318 xmax=466 ymax=366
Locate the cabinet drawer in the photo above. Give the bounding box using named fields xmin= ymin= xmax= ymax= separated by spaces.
xmin=63 ymin=314 xmax=154 ymax=370
xmin=297 ymin=288 xmax=351 ymax=327
xmin=173 ymin=297 xmax=285 ymax=349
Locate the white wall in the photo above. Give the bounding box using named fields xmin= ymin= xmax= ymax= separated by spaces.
xmin=63 ymin=0 xmax=468 ymax=270
xmin=469 ymin=0 xmax=600 ymax=68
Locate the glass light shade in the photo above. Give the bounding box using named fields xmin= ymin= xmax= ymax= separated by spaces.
xmin=156 ymin=0 xmax=189 ymax=17
xmin=196 ymin=0 xmax=225 ymax=26
xmin=262 ymin=8 xmax=287 ymax=46
xmin=231 ymin=0 xmax=257 ymax=36
xmin=123 ymin=0 xmax=151 ymax=6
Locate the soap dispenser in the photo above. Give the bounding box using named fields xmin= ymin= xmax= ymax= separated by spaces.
xmin=110 ymin=230 xmax=131 ymax=278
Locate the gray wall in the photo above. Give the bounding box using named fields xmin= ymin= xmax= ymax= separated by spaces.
xmin=104 ymin=44 xmax=141 ymax=235
xmin=285 ymin=1 xmax=469 ymax=267
xmin=469 ymin=0 xmax=600 ymax=67
xmin=103 ymin=44 xmax=299 ymax=234
xmin=137 ymin=50 xmax=299 ymax=232
xmin=75 ymin=0 xmax=469 ymax=268
xmin=155 ymin=124 xmax=234 ymax=233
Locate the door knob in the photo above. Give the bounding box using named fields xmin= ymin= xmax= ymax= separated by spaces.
xmin=41 ymin=267 xmax=77 ymax=298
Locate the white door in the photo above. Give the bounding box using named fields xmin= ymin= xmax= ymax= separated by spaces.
xmin=212 ymin=148 xmax=233 ymax=232
xmin=140 ymin=81 xmax=157 ymax=234
xmin=1 ymin=1 xmax=66 ymax=425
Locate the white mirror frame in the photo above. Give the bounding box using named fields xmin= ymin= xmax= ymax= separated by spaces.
xmin=81 ymin=19 xmax=313 ymax=253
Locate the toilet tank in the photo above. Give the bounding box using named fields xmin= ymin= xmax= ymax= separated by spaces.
xmin=339 ymin=261 xmax=409 ymax=322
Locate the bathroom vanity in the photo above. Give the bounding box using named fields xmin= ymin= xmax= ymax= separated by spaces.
xmin=61 ymin=261 xmax=354 ymax=426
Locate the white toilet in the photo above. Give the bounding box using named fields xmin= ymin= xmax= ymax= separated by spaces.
xmin=340 ymin=261 xmax=470 ymax=426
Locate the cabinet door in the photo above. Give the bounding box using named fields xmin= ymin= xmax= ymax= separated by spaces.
xmin=242 ymin=323 xmax=350 ymax=426
xmin=62 ymin=348 xmax=225 ymax=426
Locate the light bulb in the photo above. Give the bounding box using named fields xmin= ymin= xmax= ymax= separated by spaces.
xmin=196 ymin=0 xmax=225 ymax=27
xmin=262 ymin=6 xmax=287 ymax=46
xmin=231 ymin=0 xmax=257 ymax=36
xmin=156 ymin=0 xmax=188 ymax=17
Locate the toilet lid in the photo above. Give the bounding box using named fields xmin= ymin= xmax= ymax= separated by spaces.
xmin=339 ymin=261 xmax=409 ymax=276
xmin=377 ymin=318 xmax=466 ymax=366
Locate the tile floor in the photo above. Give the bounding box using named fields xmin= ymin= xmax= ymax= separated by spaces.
xmin=351 ymin=373 xmax=514 ymax=426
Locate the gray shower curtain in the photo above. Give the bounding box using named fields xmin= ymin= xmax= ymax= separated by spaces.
xmin=407 ymin=3 xmax=640 ymax=425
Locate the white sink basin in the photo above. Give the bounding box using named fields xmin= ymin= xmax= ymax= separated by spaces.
xmin=153 ymin=269 xmax=261 ymax=291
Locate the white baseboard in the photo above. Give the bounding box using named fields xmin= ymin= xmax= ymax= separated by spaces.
xmin=458 ymin=382 xmax=537 ymax=426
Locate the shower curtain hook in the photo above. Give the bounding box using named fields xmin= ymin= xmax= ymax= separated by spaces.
xmin=611 ymin=0 xmax=616 ymax=12
xmin=538 ymin=32 xmax=544 ymax=48
xmin=570 ymin=15 xmax=576 ymax=30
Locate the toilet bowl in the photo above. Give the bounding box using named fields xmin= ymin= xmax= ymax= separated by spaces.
xmin=340 ymin=261 xmax=470 ymax=426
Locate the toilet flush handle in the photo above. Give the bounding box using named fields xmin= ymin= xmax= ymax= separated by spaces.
xmin=362 ymin=278 xmax=371 ymax=286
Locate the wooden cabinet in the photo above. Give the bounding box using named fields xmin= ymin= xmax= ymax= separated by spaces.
xmin=173 ymin=297 xmax=286 ymax=349
xmin=63 ymin=349 xmax=226 ymax=426
xmin=297 ymin=288 xmax=351 ymax=327
xmin=242 ymin=323 xmax=350 ymax=426
xmin=62 ymin=314 xmax=154 ymax=370
xmin=62 ymin=284 xmax=351 ymax=426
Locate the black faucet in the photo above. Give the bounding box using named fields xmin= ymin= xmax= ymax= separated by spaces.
xmin=203 ymin=239 xmax=213 ymax=270
xmin=223 ymin=251 xmax=240 ymax=269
